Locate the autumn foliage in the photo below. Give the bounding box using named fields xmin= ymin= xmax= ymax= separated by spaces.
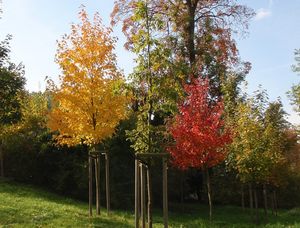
xmin=47 ymin=8 xmax=130 ymax=146
xmin=167 ymin=78 xmax=231 ymax=170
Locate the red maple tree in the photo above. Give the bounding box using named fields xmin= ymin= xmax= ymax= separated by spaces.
xmin=167 ymin=77 xmax=231 ymax=219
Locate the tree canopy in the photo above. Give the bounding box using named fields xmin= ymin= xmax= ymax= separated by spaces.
xmin=47 ymin=8 xmax=130 ymax=146
xmin=0 ymin=35 xmax=26 ymax=126
xmin=167 ymin=78 xmax=231 ymax=169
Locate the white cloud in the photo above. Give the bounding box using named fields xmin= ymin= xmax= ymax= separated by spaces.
xmin=287 ymin=111 xmax=300 ymax=126
xmin=254 ymin=8 xmax=272 ymax=21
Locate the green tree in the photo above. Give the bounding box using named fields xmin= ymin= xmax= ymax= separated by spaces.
xmin=0 ymin=35 xmax=26 ymax=125
xmin=288 ymin=49 xmax=300 ymax=113
xmin=0 ymin=35 xmax=26 ymax=177
xmin=112 ymin=0 xmax=254 ymax=99
xmin=229 ymin=90 xmax=287 ymax=222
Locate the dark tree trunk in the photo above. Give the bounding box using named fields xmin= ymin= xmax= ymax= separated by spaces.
xmin=105 ymin=153 xmax=110 ymax=215
xmin=254 ymin=186 xmax=259 ymax=224
xmin=140 ymin=164 xmax=146 ymax=228
xmin=249 ymin=183 xmax=253 ymax=220
xmin=163 ymin=158 xmax=168 ymax=228
xmin=241 ymin=184 xmax=245 ymax=210
xmin=274 ymin=190 xmax=278 ymax=216
xmin=180 ymin=170 xmax=184 ymax=204
xmin=263 ymin=183 xmax=268 ymax=220
xmin=147 ymin=165 xmax=153 ymax=228
xmin=135 ymin=159 xmax=140 ymax=228
xmin=89 ymin=155 xmax=93 ymax=216
xmin=205 ymin=168 xmax=212 ymax=221
xmin=271 ymin=189 xmax=275 ymax=215
xmin=95 ymin=156 xmax=100 ymax=215
xmin=0 ymin=149 xmax=4 ymax=178
xmin=186 ymin=0 xmax=196 ymax=70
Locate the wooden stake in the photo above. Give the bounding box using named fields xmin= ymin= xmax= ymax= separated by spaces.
xmin=274 ymin=190 xmax=278 ymax=216
xmin=147 ymin=164 xmax=152 ymax=228
xmin=241 ymin=184 xmax=245 ymax=210
xmin=263 ymin=183 xmax=268 ymax=221
xmin=89 ymin=154 xmax=93 ymax=217
xmin=254 ymin=186 xmax=259 ymax=224
xmin=135 ymin=159 xmax=140 ymax=228
xmin=206 ymin=168 xmax=212 ymax=221
xmin=0 ymin=149 xmax=4 ymax=178
xmin=249 ymin=183 xmax=253 ymax=221
xmin=163 ymin=158 xmax=168 ymax=228
xmin=105 ymin=153 xmax=110 ymax=215
xmin=95 ymin=155 xmax=100 ymax=215
xmin=140 ymin=163 xmax=146 ymax=228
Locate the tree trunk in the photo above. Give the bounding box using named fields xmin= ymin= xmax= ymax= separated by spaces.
xmin=249 ymin=183 xmax=253 ymax=220
xmin=180 ymin=170 xmax=184 ymax=204
xmin=263 ymin=183 xmax=268 ymax=220
xmin=274 ymin=190 xmax=278 ymax=216
xmin=140 ymin=164 xmax=146 ymax=228
xmin=186 ymin=0 xmax=196 ymax=69
xmin=201 ymin=170 xmax=206 ymax=202
xmin=254 ymin=186 xmax=259 ymax=224
xmin=147 ymin=164 xmax=153 ymax=228
xmin=0 ymin=148 xmax=4 ymax=178
xmin=241 ymin=184 xmax=245 ymax=210
xmin=105 ymin=153 xmax=110 ymax=215
xmin=163 ymin=158 xmax=168 ymax=228
xmin=95 ymin=155 xmax=100 ymax=215
xmin=271 ymin=189 xmax=274 ymax=215
xmin=180 ymin=170 xmax=185 ymax=213
xmin=89 ymin=154 xmax=93 ymax=216
xmin=135 ymin=159 xmax=140 ymax=228
xmin=205 ymin=168 xmax=212 ymax=221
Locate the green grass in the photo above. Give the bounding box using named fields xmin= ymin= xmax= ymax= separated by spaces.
xmin=0 ymin=179 xmax=300 ymax=227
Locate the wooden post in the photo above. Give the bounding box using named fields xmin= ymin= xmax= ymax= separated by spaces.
xmin=89 ymin=154 xmax=93 ymax=217
xmin=140 ymin=163 xmax=146 ymax=228
xmin=135 ymin=159 xmax=140 ymax=228
xmin=105 ymin=153 xmax=110 ymax=215
xmin=263 ymin=183 xmax=268 ymax=221
xmin=0 ymin=148 xmax=4 ymax=178
xmin=147 ymin=165 xmax=152 ymax=228
xmin=274 ymin=190 xmax=278 ymax=216
xmin=241 ymin=184 xmax=245 ymax=210
xmin=254 ymin=186 xmax=259 ymax=224
xmin=206 ymin=168 xmax=212 ymax=221
xmin=95 ymin=154 xmax=101 ymax=215
xmin=271 ymin=189 xmax=275 ymax=215
xmin=135 ymin=153 xmax=169 ymax=228
xmin=249 ymin=183 xmax=253 ymax=220
xmin=163 ymin=158 xmax=168 ymax=228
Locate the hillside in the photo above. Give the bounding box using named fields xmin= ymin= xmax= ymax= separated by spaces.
xmin=0 ymin=179 xmax=300 ymax=227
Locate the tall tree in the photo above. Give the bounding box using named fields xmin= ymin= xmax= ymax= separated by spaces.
xmin=0 ymin=35 xmax=26 ymax=125
xmin=0 ymin=35 xmax=26 ymax=177
xmin=288 ymin=49 xmax=300 ymax=113
xmin=167 ymin=78 xmax=231 ymax=220
xmin=47 ymin=7 xmax=130 ymax=216
xmin=229 ymin=91 xmax=287 ymax=222
xmin=112 ymin=0 xmax=254 ymax=98
xmin=48 ymin=8 xmax=129 ymax=146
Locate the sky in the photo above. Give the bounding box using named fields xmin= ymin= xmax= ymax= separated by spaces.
xmin=0 ymin=0 xmax=300 ymax=124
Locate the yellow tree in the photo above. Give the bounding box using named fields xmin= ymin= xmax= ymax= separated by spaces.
xmin=47 ymin=7 xmax=130 ymax=216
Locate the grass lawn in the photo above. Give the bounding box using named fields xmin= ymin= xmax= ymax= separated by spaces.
xmin=0 ymin=179 xmax=300 ymax=227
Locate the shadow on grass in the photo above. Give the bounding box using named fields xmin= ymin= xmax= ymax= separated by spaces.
xmin=0 ymin=178 xmax=86 ymax=207
xmin=1 ymin=179 xmax=300 ymax=227
xmin=0 ymin=179 xmax=134 ymax=227
xmin=166 ymin=203 xmax=300 ymax=227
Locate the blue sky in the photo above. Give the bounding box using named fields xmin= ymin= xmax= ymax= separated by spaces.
xmin=0 ymin=0 xmax=299 ymax=124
